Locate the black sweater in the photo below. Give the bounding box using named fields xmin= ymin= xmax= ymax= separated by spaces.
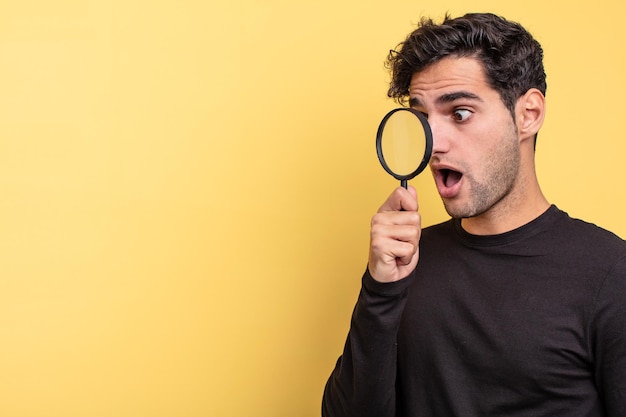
xmin=323 ymin=206 xmax=626 ymax=417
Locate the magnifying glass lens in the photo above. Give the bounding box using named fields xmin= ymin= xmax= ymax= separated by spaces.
xmin=380 ymin=111 xmax=427 ymax=176
xmin=376 ymin=108 xmax=433 ymax=188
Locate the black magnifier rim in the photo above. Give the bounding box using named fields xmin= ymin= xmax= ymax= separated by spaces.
xmin=376 ymin=107 xmax=433 ymax=181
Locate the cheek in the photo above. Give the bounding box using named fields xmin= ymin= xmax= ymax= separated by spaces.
xmin=464 ymin=126 xmax=515 ymax=178
xmin=477 ymin=117 xmax=518 ymax=153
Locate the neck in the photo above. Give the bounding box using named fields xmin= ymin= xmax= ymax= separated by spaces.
xmin=461 ymin=194 xmax=550 ymax=235
xmin=461 ymin=163 xmax=549 ymax=236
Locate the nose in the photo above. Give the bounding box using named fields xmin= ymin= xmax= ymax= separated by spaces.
xmin=428 ymin=116 xmax=450 ymax=156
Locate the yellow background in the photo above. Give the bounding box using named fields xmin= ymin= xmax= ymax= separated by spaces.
xmin=0 ymin=1 xmax=624 ymax=416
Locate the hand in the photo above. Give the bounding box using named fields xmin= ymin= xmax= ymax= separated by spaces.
xmin=368 ymin=186 xmax=421 ymax=283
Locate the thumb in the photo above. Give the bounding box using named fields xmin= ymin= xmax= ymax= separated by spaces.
xmin=406 ymin=185 xmax=417 ymax=199
xmin=401 ymin=185 xmax=418 ymax=212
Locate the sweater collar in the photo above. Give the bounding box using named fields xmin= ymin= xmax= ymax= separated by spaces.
xmin=453 ymin=205 xmax=561 ymax=247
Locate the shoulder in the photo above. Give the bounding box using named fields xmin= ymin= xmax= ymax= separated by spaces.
xmin=552 ymin=207 xmax=626 ymax=260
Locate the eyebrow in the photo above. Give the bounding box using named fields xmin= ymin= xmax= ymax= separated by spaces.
xmin=409 ymin=91 xmax=483 ymax=108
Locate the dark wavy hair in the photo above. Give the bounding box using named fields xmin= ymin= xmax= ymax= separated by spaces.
xmin=386 ymin=13 xmax=547 ymax=118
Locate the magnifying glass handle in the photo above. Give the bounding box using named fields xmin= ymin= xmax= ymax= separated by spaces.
xmin=400 ymin=179 xmax=408 ymax=189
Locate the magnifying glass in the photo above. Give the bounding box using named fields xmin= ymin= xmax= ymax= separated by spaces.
xmin=376 ymin=108 xmax=433 ymax=189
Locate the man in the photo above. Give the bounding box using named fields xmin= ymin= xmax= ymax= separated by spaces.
xmin=322 ymin=13 xmax=626 ymax=417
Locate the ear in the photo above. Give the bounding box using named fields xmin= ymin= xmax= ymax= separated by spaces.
xmin=516 ymin=88 xmax=545 ymax=142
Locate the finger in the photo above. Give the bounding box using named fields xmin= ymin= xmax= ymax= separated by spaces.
xmin=371 ymin=219 xmax=420 ymax=245
xmin=370 ymin=237 xmax=417 ymax=266
xmin=379 ymin=186 xmax=419 ymax=213
xmin=403 ymin=185 xmax=419 ymax=211
xmin=371 ymin=210 xmax=421 ymax=229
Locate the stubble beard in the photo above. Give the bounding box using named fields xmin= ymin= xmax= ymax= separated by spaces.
xmin=442 ymin=127 xmax=521 ymax=220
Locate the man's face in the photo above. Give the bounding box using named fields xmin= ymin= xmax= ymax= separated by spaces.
xmin=408 ymin=56 xmax=521 ymax=219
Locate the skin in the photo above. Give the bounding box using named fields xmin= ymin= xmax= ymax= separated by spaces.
xmin=369 ymin=56 xmax=549 ymax=283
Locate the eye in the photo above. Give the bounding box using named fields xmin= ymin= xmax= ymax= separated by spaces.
xmin=453 ymin=109 xmax=472 ymax=122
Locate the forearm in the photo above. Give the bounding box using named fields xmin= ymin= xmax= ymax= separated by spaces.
xmin=322 ymin=269 xmax=413 ymax=417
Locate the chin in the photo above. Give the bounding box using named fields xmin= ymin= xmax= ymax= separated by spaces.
xmin=442 ymin=200 xmax=483 ymax=219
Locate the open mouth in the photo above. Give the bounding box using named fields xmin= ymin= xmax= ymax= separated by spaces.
xmin=441 ymin=168 xmax=463 ymax=188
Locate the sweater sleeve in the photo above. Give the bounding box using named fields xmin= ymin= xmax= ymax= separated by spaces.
xmin=322 ymin=268 xmax=413 ymax=417
xmin=591 ymin=255 xmax=626 ymax=416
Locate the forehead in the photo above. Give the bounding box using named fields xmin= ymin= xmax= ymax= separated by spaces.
xmin=409 ymin=56 xmax=492 ymax=99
